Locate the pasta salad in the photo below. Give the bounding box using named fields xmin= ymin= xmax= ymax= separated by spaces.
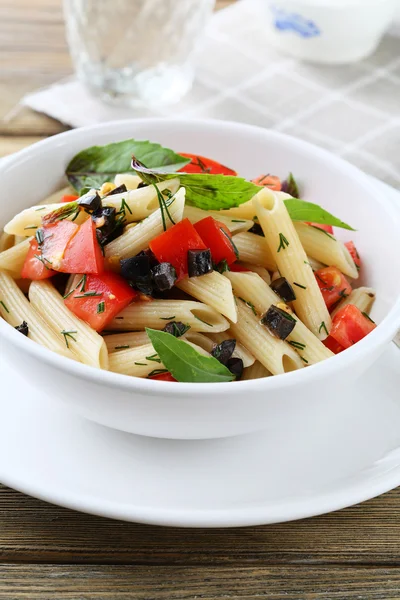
xmin=0 ymin=139 xmax=376 ymax=383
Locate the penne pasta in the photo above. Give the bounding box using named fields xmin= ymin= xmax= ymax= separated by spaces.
xmin=229 ymin=299 xmax=305 ymax=375
xmin=254 ymin=190 xmax=331 ymax=340
xmin=225 ymin=271 xmax=333 ymax=365
xmin=105 ymin=187 xmax=185 ymax=260
xmin=109 ymin=299 xmax=229 ymax=333
xmin=207 ymin=330 xmax=255 ymax=367
xmin=29 ymin=280 xmax=109 ymax=369
xmin=242 ymin=361 xmax=272 ymax=380
xmin=183 ymin=205 xmax=253 ymax=234
xmin=294 ymin=222 xmax=358 ymax=279
xmin=103 ymin=178 xmax=180 ymax=223
xmin=0 ymin=232 xmax=14 ymax=253
xmin=331 ymin=286 xmax=376 ymax=319
xmin=103 ymin=331 xmax=150 ymax=352
xmin=0 ymin=271 xmax=74 ymax=360
xmin=233 ymin=232 xmax=277 ymax=271
xmin=0 ymin=237 xmax=31 ymax=279
xmin=237 ymin=262 xmax=271 ymax=284
xmin=217 ymin=187 xmax=273 ymax=220
xmin=176 ymin=271 xmax=237 ymax=322
xmin=108 ymin=343 xmax=165 ymax=377
xmin=114 ymin=173 xmax=143 ymax=190
xmin=4 ymin=203 xmax=87 ymax=237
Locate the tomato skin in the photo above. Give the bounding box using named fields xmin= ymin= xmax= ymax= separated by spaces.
xmin=149 ymin=372 xmax=177 ymax=382
xmin=330 ymin=304 xmax=376 ymax=349
xmin=229 ymin=262 xmax=250 ymax=272
xmin=61 ymin=194 xmax=79 ymax=203
xmin=60 ymin=217 xmax=104 ymax=274
xmin=252 ymin=174 xmax=282 ymax=191
xmin=315 ymin=266 xmax=352 ymax=310
xmin=149 ymin=218 xmax=207 ymax=281
xmin=64 ymin=271 xmax=137 ymax=332
xmin=345 ymin=241 xmax=361 ymax=269
xmin=21 ymin=239 xmax=57 ymax=280
xmin=323 ymin=335 xmax=345 ymax=354
xmin=306 ymin=222 xmax=334 ymax=234
xmin=178 ymin=153 xmax=237 ymax=176
xmin=193 ymin=216 xmax=237 ymax=266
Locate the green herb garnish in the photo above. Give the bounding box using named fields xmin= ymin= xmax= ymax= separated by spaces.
xmin=115 ymin=345 xmax=130 ymax=350
xmin=301 ymin=357 xmax=309 ymax=364
xmin=277 ymin=233 xmax=290 ymax=253
xmin=289 ymin=340 xmax=306 ymax=350
xmin=362 ymin=312 xmax=376 ymax=324
xmin=61 ymin=329 xmax=77 ymax=348
xmin=220 ymin=227 xmax=239 ymax=259
xmin=24 ymin=225 xmax=38 ymax=230
xmin=0 ymin=300 xmax=10 ymax=313
xmin=282 ymin=172 xmax=300 ymax=198
xmin=160 ymin=315 xmax=176 ymax=320
xmin=310 ymin=225 xmax=336 ymax=240
xmin=293 ymin=282 xmax=307 ymax=290
xmin=238 ymin=297 xmax=257 ymax=316
xmin=145 ymin=353 xmax=162 ymax=363
xmin=146 ymin=328 xmax=234 ymax=383
xmin=35 ymin=228 xmax=44 ymax=246
xmin=97 ymin=301 xmax=105 ymax=314
xmin=148 ymin=369 xmax=169 ymax=377
xmin=319 ymin=321 xmax=329 ymax=336
xmin=193 ymin=314 xmax=213 ymax=328
xmin=74 ymin=291 xmax=103 ymax=298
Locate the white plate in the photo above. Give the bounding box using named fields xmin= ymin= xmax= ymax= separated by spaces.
xmin=1 ymin=342 xmax=399 ymax=527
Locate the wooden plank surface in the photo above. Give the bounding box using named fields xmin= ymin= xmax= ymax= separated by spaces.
xmin=1 ymin=0 xmax=400 ymax=599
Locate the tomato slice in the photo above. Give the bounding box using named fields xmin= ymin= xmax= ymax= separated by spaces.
xmin=229 ymin=262 xmax=250 ymax=272
xmin=315 ymin=266 xmax=352 ymax=310
xmin=178 ymin=153 xmax=237 ymax=176
xmin=60 ymin=217 xmax=104 ymax=274
xmin=21 ymin=239 xmax=57 ymax=280
xmin=330 ymin=304 xmax=376 ymax=350
xmin=149 ymin=218 xmax=207 ymax=281
xmin=345 ymin=241 xmax=361 ymax=270
xmin=306 ymin=222 xmax=334 ymax=234
xmin=64 ymin=271 xmax=137 ymax=332
xmin=149 ymin=372 xmax=177 ymax=382
xmin=193 ymin=216 xmax=238 ymax=266
xmin=61 ymin=194 xmax=79 ymax=203
xmin=251 ymin=174 xmax=282 ymax=191
xmin=323 ymin=335 xmax=345 ymax=354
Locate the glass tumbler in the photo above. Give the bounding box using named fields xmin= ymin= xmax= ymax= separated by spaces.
xmin=63 ymin=0 xmax=215 ymax=108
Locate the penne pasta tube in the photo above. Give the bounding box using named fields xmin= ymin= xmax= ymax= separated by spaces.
xmin=176 ymin=271 xmax=237 ymax=322
xmin=103 ymin=331 xmax=150 ymax=352
xmin=217 ymin=187 xmax=273 ymax=220
xmin=331 ymin=286 xmax=376 ymax=319
xmin=105 ymin=187 xmax=185 ymax=260
xmin=254 ymin=190 xmax=331 ymax=340
xmin=109 ymin=299 xmax=229 ymax=333
xmin=0 ymin=271 xmax=74 ymax=360
xmin=0 ymin=238 xmax=31 ymax=279
xmin=225 ymin=271 xmax=333 ymax=364
xmin=108 ymin=343 xmax=165 ymax=377
xmin=207 ymin=330 xmax=255 ymax=367
xmin=42 ymin=185 xmax=76 ymax=205
xmin=294 ymin=222 xmax=358 ymax=279
xmin=114 ymin=173 xmax=143 ymax=189
xmin=29 ymin=280 xmax=109 ymax=369
xmin=307 ymin=256 xmax=326 ymax=272
xmin=4 ymin=203 xmax=87 ymax=237
xmin=242 ymin=360 xmax=272 ymax=380
xmin=229 ymin=299 xmax=305 ymax=375
xmin=237 ymin=262 xmax=271 ymax=284
xmin=0 ymin=232 xmax=14 ymax=253
xmin=233 ymin=232 xmax=277 ymax=271
xmin=103 ymin=178 xmax=180 ymax=223
xmin=183 ymin=206 xmax=253 ymax=234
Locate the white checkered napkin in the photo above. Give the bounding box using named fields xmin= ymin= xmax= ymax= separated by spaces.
xmin=21 ymin=0 xmax=400 ymax=188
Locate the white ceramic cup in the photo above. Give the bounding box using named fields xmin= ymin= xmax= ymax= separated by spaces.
xmin=262 ymin=0 xmax=397 ymax=64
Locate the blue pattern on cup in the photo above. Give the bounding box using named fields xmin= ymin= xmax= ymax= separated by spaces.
xmin=270 ymin=6 xmax=321 ymax=38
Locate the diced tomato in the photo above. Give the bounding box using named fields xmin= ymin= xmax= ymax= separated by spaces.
xmin=149 ymin=372 xmax=177 ymax=382
xmin=193 ymin=216 xmax=238 ymax=266
xmin=306 ymin=222 xmax=334 ymax=234
xmin=61 ymin=194 xmax=79 ymax=203
xmin=60 ymin=217 xmax=104 ymax=274
xmin=251 ymin=174 xmax=282 ymax=191
xmin=315 ymin=266 xmax=352 ymax=310
xmin=330 ymin=304 xmax=376 ymax=350
xmin=149 ymin=218 xmax=207 ymax=281
xmin=178 ymin=153 xmax=237 ymax=176
xmin=21 ymin=239 xmax=57 ymax=280
xmin=41 ymin=220 xmax=79 ymax=267
xmin=323 ymin=335 xmax=345 ymax=354
xmin=229 ymin=262 xmax=250 ymax=272
xmin=64 ymin=271 xmax=137 ymax=331
xmin=345 ymin=241 xmax=361 ymax=270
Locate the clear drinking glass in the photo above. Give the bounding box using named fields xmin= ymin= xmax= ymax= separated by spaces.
xmin=63 ymin=0 xmax=215 ymax=108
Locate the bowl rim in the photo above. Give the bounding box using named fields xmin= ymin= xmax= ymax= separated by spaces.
xmin=1 ymin=117 xmax=399 ymax=397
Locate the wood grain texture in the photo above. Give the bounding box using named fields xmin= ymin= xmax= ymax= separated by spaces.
xmin=1 ymin=564 xmax=400 ymax=599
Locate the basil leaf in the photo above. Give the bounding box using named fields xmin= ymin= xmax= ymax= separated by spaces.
xmin=66 ymin=140 xmax=190 ymax=192
xmin=283 ymin=198 xmax=355 ymax=231
xmin=146 ymin=328 xmax=235 ymax=383
xmin=281 ymin=172 xmax=300 ymax=198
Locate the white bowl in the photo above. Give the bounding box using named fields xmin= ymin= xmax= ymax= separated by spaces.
xmin=1 ymin=118 xmax=399 ymax=439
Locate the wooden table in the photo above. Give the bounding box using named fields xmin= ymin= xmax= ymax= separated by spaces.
xmin=1 ymin=1 xmax=400 ymax=598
